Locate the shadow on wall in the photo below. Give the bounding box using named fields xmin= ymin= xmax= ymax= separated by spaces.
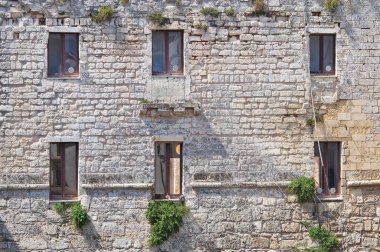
xmin=0 ymin=219 xmax=20 ymax=252
xmin=141 ymin=115 xmax=228 ymax=158
xmin=81 ymin=220 xmax=102 ymax=250
xmin=151 ymin=212 xmax=200 ymax=252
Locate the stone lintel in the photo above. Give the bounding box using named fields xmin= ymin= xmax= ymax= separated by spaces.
xmin=46 ymin=136 xmax=80 ymax=142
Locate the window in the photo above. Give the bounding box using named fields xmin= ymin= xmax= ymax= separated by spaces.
xmin=48 ymin=33 xmax=79 ymax=77
xmin=152 ymin=31 xmax=183 ymax=75
xmin=314 ymin=142 xmax=341 ymax=196
xmin=50 ymin=143 xmax=78 ymax=200
xmin=155 ymin=142 xmax=182 ymax=199
xmin=309 ymin=34 xmax=335 ymax=75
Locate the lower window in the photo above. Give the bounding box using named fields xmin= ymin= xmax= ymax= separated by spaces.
xmin=155 ymin=142 xmax=182 ymax=199
xmin=314 ymin=142 xmax=341 ymax=196
xmin=50 ymin=143 xmax=78 ymax=200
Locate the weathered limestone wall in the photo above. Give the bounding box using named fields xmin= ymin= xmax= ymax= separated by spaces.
xmin=0 ymin=0 xmax=379 ymax=250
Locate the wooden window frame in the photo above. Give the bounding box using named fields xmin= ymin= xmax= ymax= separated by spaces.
xmin=49 ymin=142 xmax=79 ymax=200
xmin=154 ymin=142 xmax=183 ymax=199
xmin=152 ymin=30 xmax=184 ymax=76
xmin=310 ymin=34 xmax=336 ymax=75
xmin=314 ymin=142 xmax=341 ymax=197
xmin=48 ymin=33 xmax=79 ymax=77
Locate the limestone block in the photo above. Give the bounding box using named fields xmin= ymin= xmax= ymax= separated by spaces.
xmin=19 ymin=238 xmax=47 ymax=250
xmin=240 ymin=34 xmax=254 ymax=41
xmin=251 ymin=237 xmax=270 ymax=248
xmin=113 ymin=239 xmax=132 ymax=249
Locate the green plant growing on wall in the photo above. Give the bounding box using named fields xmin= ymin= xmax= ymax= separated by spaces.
xmin=254 ymin=0 xmax=265 ymax=15
xmin=200 ymin=7 xmax=219 ymax=18
xmin=324 ymin=0 xmax=338 ymax=12
xmin=146 ymin=201 xmax=189 ymax=247
xmin=224 ymin=7 xmax=235 ymax=17
xmin=306 ymin=113 xmax=324 ymax=127
xmin=70 ymin=202 xmax=89 ymax=229
xmin=308 ymin=225 xmax=339 ymax=251
xmin=120 ymin=0 xmax=129 ymax=4
xmin=194 ymin=23 xmax=208 ymax=31
xmin=246 ymin=0 xmax=266 ymax=16
xmin=149 ymin=12 xmax=169 ymax=26
xmin=92 ymin=6 xmax=116 ymax=24
xmin=289 ymin=176 xmax=315 ymax=203
xmin=139 ymin=98 xmax=153 ymax=104
xmin=52 ymin=202 xmax=89 ymax=229
xmin=53 ymin=203 xmax=69 ymax=215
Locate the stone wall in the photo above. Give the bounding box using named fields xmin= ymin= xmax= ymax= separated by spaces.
xmin=0 ymin=0 xmax=379 ymax=250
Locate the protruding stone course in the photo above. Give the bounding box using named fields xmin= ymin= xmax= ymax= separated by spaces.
xmin=140 ymin=102 xmax=201 ymax=117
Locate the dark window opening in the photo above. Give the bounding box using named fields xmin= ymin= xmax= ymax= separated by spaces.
xmin=48 ymin=33 xmax=79 ymax=77
xmin=50 ymin=143 xmax=78 ymax=200
xmin=310 ymin=34 xmax=335 ymax=75
xmin=152 ymin=30 xmax=183 ymax=75
xmin=155 ymin=142 xmax=182 ymax=199
xmin=314 ymin=142 xmax=341 ymax=196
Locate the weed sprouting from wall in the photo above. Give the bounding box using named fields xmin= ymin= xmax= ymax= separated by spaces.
xmin=53 ymin=203 xmax=69 ymax=215
xmin=92 ymin=6 xmax=116 ymax=24
xmin=288 ymin=176 xmax=315 ymax=203
xmin=146 ymin=201 xmax=189 ymax=247
xmin=70 ymin=202 xmax=89 ymax=229
xmin=194 ymin=23 xmax=208 ymax=31
xmin=200 ymin=7 xmax=219 ymax=18
xmin=308 ymin=225 xmax=339 ymax=251
xmin=224 ymin=7 xmax=235 ymax=17
xmin=324 ymin=0 xmax=338 ymax=12
xmin=306 ymin=113 xmax=324 ymax=127
xmin=149 ymin=12 xmax=169 ymax=26
xmin=52 ymin=202 xmax=89 ymax=229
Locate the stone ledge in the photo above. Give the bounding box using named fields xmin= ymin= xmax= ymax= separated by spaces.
xmin=347 ymin=180 xmax=380 ymax=187
xmin=0 ymin=184 xmax=49 ymax=190
xmin=81 ymin=183 xmax=154 ymax=190
xmin=191 ymin=181 xmax=290 ymax=188
xmin=140 ymin=102 xmax=201 ymax=117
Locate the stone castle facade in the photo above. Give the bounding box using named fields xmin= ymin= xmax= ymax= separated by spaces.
xmin=0 ymin=0 xmax=379 ymax=250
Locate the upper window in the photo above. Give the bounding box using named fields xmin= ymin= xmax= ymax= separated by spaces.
xmin=154 ymin=142 xmax=182 ymax=199
xmin=48 ymin=33 xmax=79 ymax=77
xmin=152 ymin=31 xmax=183 ymax=75
xmin=310 ymin=34 xmax=335 ymax=75
xmin=50 ymin=142 xmax=78 ymax=200
xmin=314 ymin=142 xmax=341 ymax=196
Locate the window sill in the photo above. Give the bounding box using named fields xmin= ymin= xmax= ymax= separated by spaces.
xmin=154 ymin=196 xmax=185 ymax=202
xmin=47 ymin=76 xmax=80 ymax=80
xmin=151 ymin=75 xmax=185 ymax=79
xmin=316 ymin=195 xmax=343 ymax=202
xmin=49 ymin=198 xmax=80 ymax=203
xmin=310 ymin=75 xmax=338 ymax=81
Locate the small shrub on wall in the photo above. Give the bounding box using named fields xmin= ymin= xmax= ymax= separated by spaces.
xmin=288 ymin=176 xmax=315 ymax=203
xmin=146 ymin=201 xmax=189 ymax=247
